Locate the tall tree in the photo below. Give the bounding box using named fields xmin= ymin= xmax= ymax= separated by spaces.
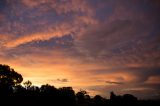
xmin=0 ymin=64 xmax=23 ymax=95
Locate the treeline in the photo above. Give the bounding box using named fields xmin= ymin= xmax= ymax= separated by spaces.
xmin=0 ymin=64 xmax=159 ymax=106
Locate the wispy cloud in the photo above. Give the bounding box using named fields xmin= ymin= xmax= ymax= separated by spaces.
xmin=56 ymin=78 xmax=68 ymax=83
xmin=105 ymin=81 xmax=124 ymax=85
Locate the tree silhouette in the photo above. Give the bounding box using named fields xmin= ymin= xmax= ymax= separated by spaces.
xmin=110 ymin=91 xmax=116 ymax=100
xmin=0 ymin=64 xmax=23 ymax=95
xmin=23 ymin=80 xmax=32 ymax=89
xmin=59 ymin=87 xmax=76 ymax=105
xmin=76 ymin=90 xmax=88 ymax=105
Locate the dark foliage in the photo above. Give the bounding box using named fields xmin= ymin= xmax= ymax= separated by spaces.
xmin=0 ymin=64 xmax=159 ymax=106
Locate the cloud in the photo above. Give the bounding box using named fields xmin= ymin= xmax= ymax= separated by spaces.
xmin=0 ymin=0 xmax=7 ymax=11
xmin=145 ymin=76 xmax=160 ymax=84
xmin=4 ymin=29 xmax=70 ymax=48
xmin=21 ymin=0 xmax=48 ymax=8
xmin=105 ymin=81 xmax=124 ymax=85
xmin=56 ymin=78 xmax=68 ymax=83
xmin=0 ymin=0 xmax=97 ymax=48
xmin=0 ymin=13 xmax=5 ymax=22
xmin=75 ymin=18 xmax=157 ymax=57
xmin=21 ymin=0 xmax=93 ymax=15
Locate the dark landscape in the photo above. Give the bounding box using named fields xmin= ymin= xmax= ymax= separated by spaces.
xmin=0 ymin=64 xmax=160 ymax=106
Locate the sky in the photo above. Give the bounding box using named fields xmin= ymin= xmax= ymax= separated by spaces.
xmin=0 ymin=0 xmax=160 ymax=99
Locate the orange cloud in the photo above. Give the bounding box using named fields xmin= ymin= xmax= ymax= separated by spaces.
xmin=4 ymin=24 xmax=73 ymax=48
xmin=22 ymin=0 xmax=49 ymax=7
xmin=22 ymin=0 xmax=93 ymax=15
xmin=145 ymin=76 xmax=160 ymax=84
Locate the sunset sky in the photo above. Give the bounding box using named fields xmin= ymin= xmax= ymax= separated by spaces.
xmin=0 ymin=0 xmax=160 ymax=99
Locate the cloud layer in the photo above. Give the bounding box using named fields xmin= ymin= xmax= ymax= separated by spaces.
xmin=0 ymin=0 xmax=160 ymax=99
